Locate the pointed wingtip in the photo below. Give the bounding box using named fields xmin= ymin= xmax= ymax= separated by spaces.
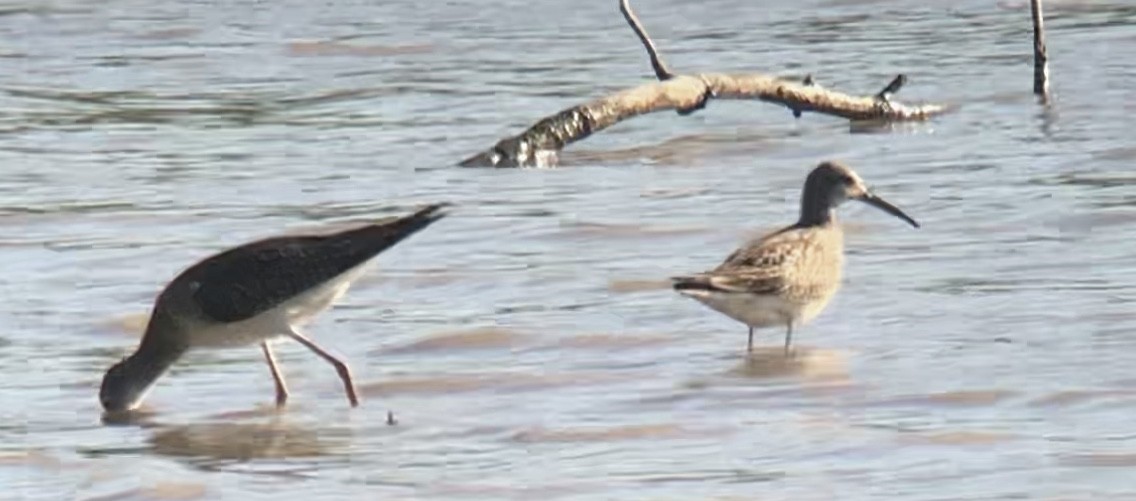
xmin=671 ymin=275 xmax=708 ymax=291
xmin=407 ymin=202 xmax=453 ymax=224
xmin=349 ymin=202 xmax=452 ymax=254
xmin=364 ymin=202 xmax=453 ymax=240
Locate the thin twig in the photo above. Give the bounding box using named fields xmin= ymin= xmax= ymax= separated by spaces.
xmin=1031 ymin=0 xmax=1050 ymax=99
xmin=875 ymin=74 xmax=907 ymax=102
xmin=794 ymin=75 xmax=818 ymax=117
xmin=619 ymin=0 xmax=674 ymax=81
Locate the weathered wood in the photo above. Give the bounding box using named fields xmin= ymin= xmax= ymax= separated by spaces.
xmin=1031 ymin=0 xmax=1050 ymax=99
xmin=459 ymin=73 xmax=946 ymax=168
xmin=459 ymin=0 xmax=948 ymax=168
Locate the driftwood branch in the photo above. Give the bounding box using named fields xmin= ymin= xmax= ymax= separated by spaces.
xmin=1031 ymin=0 xmax=1050 ymax=100
xmin=459 ymin=0 xmax=948 ymax=168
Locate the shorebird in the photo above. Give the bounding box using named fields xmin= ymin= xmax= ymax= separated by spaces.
xmin=672 ymin=161 xmax=919 ymax=355
xmin=98 ymin=203 xmax=450 ymax=413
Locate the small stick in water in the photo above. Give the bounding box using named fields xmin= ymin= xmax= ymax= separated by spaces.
xmin=875 ymin=74 xmax=907 ymax=104
xmin=619 ymin=0 xmax=674 ymax=81
xmin=793 ymin=75 xmax=818 ymax=118
xmin=1031 ymin=0 xmax=1050 ymax=99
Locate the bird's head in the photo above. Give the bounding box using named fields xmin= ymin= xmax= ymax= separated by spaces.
xmin=806 ymin=161 xmax=920 ymax=228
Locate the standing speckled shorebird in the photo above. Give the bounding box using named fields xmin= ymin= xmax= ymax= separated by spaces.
xmin=672 ymin=161 xmax=919 ymax=355
xmin=99 ymin=203 xmax=450 ymax=413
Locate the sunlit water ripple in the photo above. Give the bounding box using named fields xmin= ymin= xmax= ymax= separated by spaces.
xmin=3 ymin=0 xmax=1136 ymax=499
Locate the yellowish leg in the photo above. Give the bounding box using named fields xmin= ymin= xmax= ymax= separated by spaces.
xmin=261 ymin=341 xmax=289 ymax=407
xmin=783 ymin=322 xmax=795 ymax=357
xmin=287 ymin=328 xmax=360 ymax=407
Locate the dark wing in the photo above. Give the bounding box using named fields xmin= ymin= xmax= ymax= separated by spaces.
xmin=188 ymin=203 xmax=449 ymax=323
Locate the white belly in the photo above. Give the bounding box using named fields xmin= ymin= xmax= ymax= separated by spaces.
xmin=679 ymin=289 xmax=834 ymax=330
xmin=190 ymin=263 xmax=371 ymax=348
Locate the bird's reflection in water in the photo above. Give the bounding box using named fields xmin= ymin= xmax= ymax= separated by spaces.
xmin=100 ymin=401 xmax=293 ymax=428
xmin=146 ymin=418 xmax=349 ymax=470
xmin=205 ymin=403 xmax=300 ymax=421
xmin=100 ymin=406 xmax=162 ymax=428
xmin=725 ymin=347 xmax=850 ymax=381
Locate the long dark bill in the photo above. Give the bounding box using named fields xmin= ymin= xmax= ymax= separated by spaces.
xmin=858 ymin=192 xmax=920 ymax=228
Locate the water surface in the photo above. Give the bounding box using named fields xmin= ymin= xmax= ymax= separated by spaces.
xmin=3 ymin=0 xmax=1136 ymax=499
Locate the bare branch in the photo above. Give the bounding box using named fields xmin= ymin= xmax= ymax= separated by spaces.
xmin=620 ymin=0 xmax=674 ymax=81
xmin=459 ymin=73 xmax=947 ymax=168
xmin=1030 ymin=0 xmax=1050 ymax=100
xmin=458 ymin=0 xmax=949 ymax=168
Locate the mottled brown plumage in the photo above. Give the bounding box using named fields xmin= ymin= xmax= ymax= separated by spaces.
xmin=673 ymin=161 xmax=918 ymax=354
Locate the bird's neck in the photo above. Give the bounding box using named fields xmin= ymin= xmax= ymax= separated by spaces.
xmin=798 ymin=203 xmax=836 ymax=227
xmin=797 ymin=182 xmax=839 ymax=227
xmin=124 ymin=312 xmax=190 ymax=388
xmin=124 ymin=339 xmax=185 ymax=388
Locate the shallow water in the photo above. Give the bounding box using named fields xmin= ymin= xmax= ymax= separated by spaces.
xmin=3 ymin=0 xmax=1136 ymax=499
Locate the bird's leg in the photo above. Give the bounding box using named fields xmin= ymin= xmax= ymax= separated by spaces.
xmin=783 ymin=322 xmax=795 ymax=357
xmin=747 ymin=327 xmax=754 ymax=353
xmin=286 ymin=328 xmax=360 ymax=407
xmin=261 ymin=341 xmax=289 ymax=407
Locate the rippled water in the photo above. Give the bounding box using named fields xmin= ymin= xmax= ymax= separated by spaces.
xmin=3 ymin=0 xmax=1136 ymax=499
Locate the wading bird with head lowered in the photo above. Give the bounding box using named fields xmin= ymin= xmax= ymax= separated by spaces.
xmin=99 ymin=203 xmax=449 ymax=413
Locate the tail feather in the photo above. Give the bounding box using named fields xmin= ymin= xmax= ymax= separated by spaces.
xmin=671 ymin=274 xmax=722 ymax=293
xmin=347 ymin=202 xmax=451 ymax=256
xmin=387 ymin=202 xmax=451 ymax=233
